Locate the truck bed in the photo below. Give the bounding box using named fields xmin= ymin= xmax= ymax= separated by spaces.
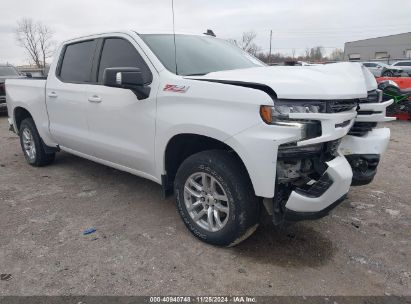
xmin=6 ymin=78 xmax=51 ymax=143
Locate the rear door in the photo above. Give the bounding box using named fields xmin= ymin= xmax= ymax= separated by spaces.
xmin=46 ymin=40 xmax=98 ymax=154
xmin=83 ymin=36 xmax=158 ymax=177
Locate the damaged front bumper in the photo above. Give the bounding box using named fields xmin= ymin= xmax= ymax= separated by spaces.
xmin=268 ymin=109 xmax=356 ymax=223
xmin=340 ymin=128 xmax=390 ymax=156
xmin=270 ymin=153 xmax=352 ymax=224
xmin=228 ymin=101 xmax=358 ymax=223
xmin=284 ymin=154 xmax=352 ymax=213
xmin=340 ymin=128 xmax=390 ymax=185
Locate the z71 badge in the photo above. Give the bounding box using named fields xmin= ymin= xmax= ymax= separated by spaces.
xmin=163 ymin=84 xmax=190 ymax=93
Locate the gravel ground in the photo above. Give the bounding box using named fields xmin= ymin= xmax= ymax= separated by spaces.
xmin=0 ymin=115 xmax=410 ymax=296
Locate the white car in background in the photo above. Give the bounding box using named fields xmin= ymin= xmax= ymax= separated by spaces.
xmin=391 ymin=61 xmax=411 ymax=76
xmin=362 ymin=62 xmax=403 ymax=77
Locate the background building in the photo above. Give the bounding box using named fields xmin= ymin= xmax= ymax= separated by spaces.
xmin=344 ymin=32 xmax=411 ymax=63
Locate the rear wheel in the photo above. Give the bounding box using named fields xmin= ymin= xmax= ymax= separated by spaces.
xmin=382 ymin=70 xmax=394 ymax=77
xmin=174 ymin=150 xmax=260 ymax=246
xmin=19 ymin=118 xmax=55 ymax=166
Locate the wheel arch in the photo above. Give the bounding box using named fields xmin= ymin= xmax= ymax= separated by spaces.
xmin=161 ymin=133 xmax=254 ymax=197
xmin=13 ymin=106 xmax=33 ymax=133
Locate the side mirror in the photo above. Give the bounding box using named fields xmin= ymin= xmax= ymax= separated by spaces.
xmin=103 ymin=67 xmax=150 ymax=99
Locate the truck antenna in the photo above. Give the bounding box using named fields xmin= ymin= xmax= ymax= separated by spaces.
xmin=172 ymin=0 xmax=178 ymax=75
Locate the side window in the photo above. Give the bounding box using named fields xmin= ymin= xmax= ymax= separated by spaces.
xmin=97 ymin=38 xmax=152 ymax=84
xmin=363 ymin=63 xmax=370 ymax=67
xmin=59 ymin=40 xmax=96 ymax=83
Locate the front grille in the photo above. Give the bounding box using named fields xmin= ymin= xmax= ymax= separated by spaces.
xmin=326 ymin=100 xmax=358 ymax=113
xmin=348 ymin=122 xmax=377 ymax=136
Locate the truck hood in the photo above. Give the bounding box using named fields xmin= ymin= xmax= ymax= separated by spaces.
xmin=188 ymin=62 xmax=372 ymax=100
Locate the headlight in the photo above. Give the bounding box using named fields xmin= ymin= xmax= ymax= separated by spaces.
xmin=260 ymin=101 xmax=323 ymax=140
xmin=260 ymin=101 xmax=325 ymax=124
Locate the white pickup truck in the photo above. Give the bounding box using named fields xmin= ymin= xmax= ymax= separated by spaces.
xmin=6 ymin=31 xmax=393 ymax=246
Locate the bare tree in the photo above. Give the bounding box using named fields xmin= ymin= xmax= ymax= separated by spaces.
xmin=37 ymin=23 xmax=55 ymax=70
xmin=15 ymin=18 xmax=54 ymax=69
xmin=240 ymin=31 xmax=257 ymax=52
xmin=329 ymin=48 xmax=344 ymax=61
xmin=228 ymin=31 xmax=261 ymax=56
xmin=16 ymin=18 xmax=41 ymax=67
xmin=304 ymin=46 xmax=325 ymax=62
xmin=304 ymin=48 xmax=311 ymax=60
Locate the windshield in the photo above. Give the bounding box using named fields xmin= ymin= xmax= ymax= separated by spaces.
xmin=140 ymin=34 xmax=265 ymax=76
xmin=0 ymin=66 xmax=19 ymax=77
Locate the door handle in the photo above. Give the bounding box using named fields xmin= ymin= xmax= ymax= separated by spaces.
xmin=48 ymin=92 xmax=58 ymax=98
xmin=88 ymin=95 xmax=102 ymax=103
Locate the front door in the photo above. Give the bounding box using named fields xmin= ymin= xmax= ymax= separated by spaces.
xmin=84 ymin=37 xmax=157 ymax=178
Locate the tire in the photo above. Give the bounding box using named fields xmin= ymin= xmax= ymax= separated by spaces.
xmin=382 ymin=70 xmax=394 ymax=77
xmin=174 ymin=150 xmax=260 ymax=247
xmin=19 ymin=118 xmax=55 ymax=167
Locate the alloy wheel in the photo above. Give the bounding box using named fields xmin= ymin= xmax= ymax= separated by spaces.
xmin=183 ymin=172 xmax=230 ymax=232
xmin=22 ymin=128 xmax=36 ymax=161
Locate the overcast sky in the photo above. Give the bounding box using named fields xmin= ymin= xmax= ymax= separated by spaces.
xmin=1 ymin=0 xmax=411 ymax=65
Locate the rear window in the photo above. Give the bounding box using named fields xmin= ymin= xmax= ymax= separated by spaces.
xmin=59 ymin=40 xmax=96 ymax=83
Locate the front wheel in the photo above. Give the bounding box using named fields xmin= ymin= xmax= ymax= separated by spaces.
xmin=382 ymin=70 xmax=394 ymax=77
xmin=19 ymin=118 xmax=55 ymax=166
xmin=174 ymin=150 xmax=260 ymax=246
